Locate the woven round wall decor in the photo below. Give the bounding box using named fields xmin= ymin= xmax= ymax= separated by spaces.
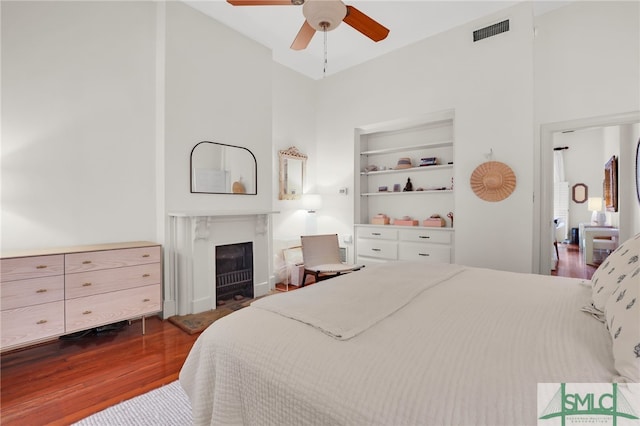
xmin=470 ymin=161 xmax=516 ymax=202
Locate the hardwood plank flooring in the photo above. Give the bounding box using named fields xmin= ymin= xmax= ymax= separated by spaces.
xmin=551 ymin=242 xmax=598 ymax=280
xmin=0 ymin=317 xmax=198 ymax=426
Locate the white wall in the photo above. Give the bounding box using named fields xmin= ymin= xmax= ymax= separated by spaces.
xmin=534 ymin=2 xmax=640 ymax=125
xmin=311 ymin=3 xmax=535 ymax=272
xmin=271 ymin=62 xmax=317 ymax=241
xmin=1 ymin=1 xmax=158 ymax=251
xmin=164 ymin=2 xmax=272 ymax=214
xmin=1 ymin=1 xmax=275 ymax=254
xmin=270 ymin=63 xmax=317 ymax=280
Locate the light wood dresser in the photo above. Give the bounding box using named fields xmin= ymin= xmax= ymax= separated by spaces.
xmin=1 ymin=241 xmax=162 ymax=352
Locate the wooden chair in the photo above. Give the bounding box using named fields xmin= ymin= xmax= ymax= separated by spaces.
xmin=553 ymin=219 xmax=566 ymax=261
xmin=300 ymin=234 xmax=363 ymax=286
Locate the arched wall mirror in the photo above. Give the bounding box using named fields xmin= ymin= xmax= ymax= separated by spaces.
xmin=278 ymin=146 xmax=307 ymax=200
xmin=190 ymin=141 xmax=257 ymax=194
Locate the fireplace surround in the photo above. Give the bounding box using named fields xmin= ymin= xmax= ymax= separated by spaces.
xmin=165 ymin=210 xmax=276 ymax=318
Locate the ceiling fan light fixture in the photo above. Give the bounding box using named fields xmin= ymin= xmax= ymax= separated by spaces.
xmin=302 ymin=0 xmax=347 ymax=32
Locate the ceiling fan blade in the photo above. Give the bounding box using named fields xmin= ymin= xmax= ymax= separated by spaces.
xmin=227 ymin=0 xmax=296 ymax=5
xmin=290 ymin=21 xmax=316 ymax=50
xmin=343 ymin=5 xmax=389 ymax=42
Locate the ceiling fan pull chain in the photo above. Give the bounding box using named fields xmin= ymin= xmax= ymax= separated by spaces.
xmin=323 ymin=24 xmax=328 ymax=78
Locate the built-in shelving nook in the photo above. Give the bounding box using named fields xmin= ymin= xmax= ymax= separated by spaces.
xmin=354 ymin=109 xmax=455 ymax=265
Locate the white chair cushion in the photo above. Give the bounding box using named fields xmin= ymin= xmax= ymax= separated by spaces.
xmin=307 ymin=263 xmax=360 ymax=273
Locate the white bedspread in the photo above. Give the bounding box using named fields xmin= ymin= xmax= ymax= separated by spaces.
xmin=252 ymin=262 xmax=465 ymax=340
xmin=180 ymin=262 xmax=616 ymax=426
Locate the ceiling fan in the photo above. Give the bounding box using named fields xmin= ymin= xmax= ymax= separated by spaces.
xmin=226 ymin=0 xmax=390 ymax=50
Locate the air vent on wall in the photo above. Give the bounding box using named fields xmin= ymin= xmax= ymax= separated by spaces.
xmin=473 ymin=19 xmax=509 ymax=42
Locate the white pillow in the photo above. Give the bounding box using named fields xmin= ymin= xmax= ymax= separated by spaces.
xmin=602 ymin=234 xmax=640 ymax=382
xmin=605 ymin=264 xmax=640 ymax=382
xmin=591 ymin=234 xmax=640 ymax=312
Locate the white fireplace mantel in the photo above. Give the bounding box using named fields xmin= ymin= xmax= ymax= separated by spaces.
xmin=168 ymin=210 xmax=278 ymax=218
xmin=164 ymin=210 xmax=278 ymax=318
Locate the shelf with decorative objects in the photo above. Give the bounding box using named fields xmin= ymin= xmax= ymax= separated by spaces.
xmin=361 ymin=141 xmax=453 ymax=157
xmin=361 ymin=189 xmax=453 ymax=197
xmin=360 ymin=163 xmax=453 ymax=176
xmin=354 ymin=110 xmax=455 ymax=266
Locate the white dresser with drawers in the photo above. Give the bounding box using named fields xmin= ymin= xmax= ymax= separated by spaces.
xmin=1 ymin=241 xmax=161 ymax=352
xmin=355 ymin=225 xmax=454 ymax=266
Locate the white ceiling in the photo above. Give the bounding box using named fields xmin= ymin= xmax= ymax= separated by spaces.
xmin=185 ymin=1 xmax=569 ymax=80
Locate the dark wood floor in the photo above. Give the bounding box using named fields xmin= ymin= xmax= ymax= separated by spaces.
xmin=1 ymin=249 xmax=596 ymax=425
xmin=0 ymin=317 xmax=199 ymax=426
xmin=551 ymin=242 xmax=598 ymax=280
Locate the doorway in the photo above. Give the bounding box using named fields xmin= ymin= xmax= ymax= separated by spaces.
xmin=551 ymin=243 xmax=598 ymax=279
xmin=552 ymin=127 xmax=619 ymax=276
xmin=536 ymin=111 xmax=640 ymax=277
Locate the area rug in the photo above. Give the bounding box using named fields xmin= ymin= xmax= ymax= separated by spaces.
xmin=168 ymin=292 xmax=280 ymax=335
xmin=168 ymin=307 xmax=236 ymax=335
xmin=73 ymin=381 xmax=191 ymax=426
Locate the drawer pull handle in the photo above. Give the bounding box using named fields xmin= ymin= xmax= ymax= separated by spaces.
xmin=419 ymin=253 xmax=430 ymax=256
xmin=142 ymin=254 xmax=150 ymax=258
xmin=143 ymin=298 xmax=150 ymax=302
xmin=371 ymin=248 xmax=381 ymax=252
xmin=142 ymin=274 xmax=150 ymax=278
xmin=36 ymin=265 xmax=48 ymax=269
xmin=82 ymin=282 xmax=92 ymax=287
xmin=83 ymin=310 xmax=92 ymax=315
xmin=82 ymin=260 xmax=92 ymax=264
xmin=419 ymin=236 xmax=430 ymax=239
xmin=36 ymin=289 xmax=48 ymax=293
xmin=36 ymin=320 xmax=48 ymax=325
xmin=371 ymin=232 xmax=381 ymax=236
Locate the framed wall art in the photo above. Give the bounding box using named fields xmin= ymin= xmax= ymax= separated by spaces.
xmin=604 ymin=155 xmax=618 ymax=212
xmin=636 ymin=138 xmax=640 ymax=205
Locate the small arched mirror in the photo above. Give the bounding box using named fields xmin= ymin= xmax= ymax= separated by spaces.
xmin=190 ymin=141 xmax=257 ymax=194
xmin=279 ymin=146 xmax=307 ymax=200
xmin=571 ymin=183 xmax=588 ymax=203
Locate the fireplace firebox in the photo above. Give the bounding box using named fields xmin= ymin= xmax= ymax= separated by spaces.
xmin=215 ymin=242 xmax=254 ymax=304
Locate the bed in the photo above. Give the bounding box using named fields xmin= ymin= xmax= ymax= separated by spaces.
xmin=180 ymin=234 xmax=639 ymax=425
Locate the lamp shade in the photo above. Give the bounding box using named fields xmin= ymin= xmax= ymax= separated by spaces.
xmin=302 ymin=194 xmax=322 ymax=212
xmin=587 ymin=197 xmax=603 ymax=212
xmin=588 ymin=196 xmax=606 ymax=225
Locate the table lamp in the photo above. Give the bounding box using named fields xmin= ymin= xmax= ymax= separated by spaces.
xmin=588 ymin=197 xmax=606 ymax=226
xmin=302 ymin=194 xmax=322 ymax=213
